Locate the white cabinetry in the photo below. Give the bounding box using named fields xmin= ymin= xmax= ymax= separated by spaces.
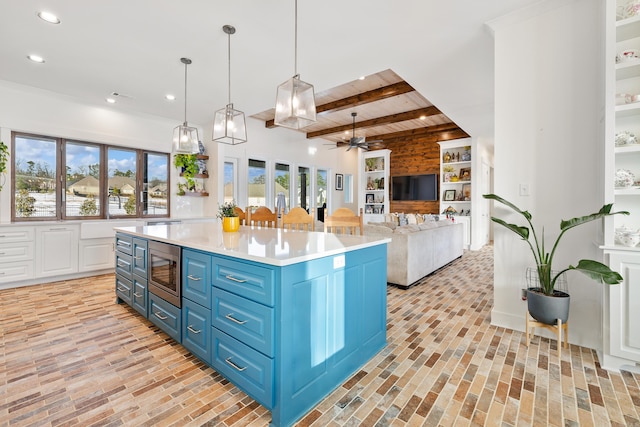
xmin=602 ymin=3 xmax=640 ymax=370
xmin=79 ymin=238 xmax=114 ymax=272
xmin=0 ymin=226 xmax=35 ymax=284
xmin=359 ymin=149 xmax=390 ymax=223
xmin=35 ymin=225 xmax=79 ymax=277
xmin=438 ymin=139 xmax=472 ymax=249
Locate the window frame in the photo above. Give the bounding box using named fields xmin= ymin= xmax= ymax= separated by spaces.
xmin=10 ymin=131 xmax=170 ymax=222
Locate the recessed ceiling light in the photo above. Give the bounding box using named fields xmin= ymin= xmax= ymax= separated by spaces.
xmin=106 ymin=98 xmax=116 ymax=104
xmin=165 ymin=94 xmax=176 ymax=101
xmin=37 ymin=11 xmax=60 ymax=24
xmin=27 ymin=55 xmax=45 ymax=63
xmin=419 ymin=115 xmax=427 ymax=120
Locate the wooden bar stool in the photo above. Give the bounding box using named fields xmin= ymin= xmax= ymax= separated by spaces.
xmin=525 ymin=311 xmax=569 ymax=357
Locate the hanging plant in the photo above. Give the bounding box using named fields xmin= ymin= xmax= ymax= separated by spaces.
xmin=173 ymin=153 xmax=198 ymax=193
xmin=0 ymin=141 xmax=9 ymax=191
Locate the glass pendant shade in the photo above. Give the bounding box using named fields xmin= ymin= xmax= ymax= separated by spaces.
xmin=213 ymin=103 xmax=247 ymax=145
xmin=274 ymin=74 xmax=317 ymax=129
xmin=173 ymin=122 xmax=199 ymax=153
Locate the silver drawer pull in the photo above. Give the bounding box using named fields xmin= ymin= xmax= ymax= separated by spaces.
xmin=117 ymin=261 xmax=129 ymax=268
xmin=225 ymin=357 xmax=247 ymax=372
xmin=187 ymin=325 xmax=201 ymax=334
xmin=133 ymin=292 xmax=143 ymax=298
xmin=134 ymin=256 xmax=144 ymax=260
xmin=187 ymin=274 xmax=201 ymax=281
xmin=225 ymin=313 xmax=247 ymax=325
xmin=225 ymin=275 xmax=247 ymax=283
xmin=118 ymin=241 xmax=131 ymax=247
xmin=153 ymin=311 xmax=168 ymax=320
xmin=117 ymin=286 xmax=127 ymax=292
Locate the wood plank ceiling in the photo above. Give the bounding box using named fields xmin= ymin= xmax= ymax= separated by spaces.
xmin=251 ymin=69 xmax=469 ymax=147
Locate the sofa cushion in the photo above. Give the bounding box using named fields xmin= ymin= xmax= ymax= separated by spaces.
xmin=364 ymin=224 xmax=393 ymax=234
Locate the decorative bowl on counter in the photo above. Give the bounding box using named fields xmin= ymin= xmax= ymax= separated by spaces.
xmin=615 ymin=169 xmax=635 ymax=188
xmin=616 ymin=130 xmax=638 ymax=146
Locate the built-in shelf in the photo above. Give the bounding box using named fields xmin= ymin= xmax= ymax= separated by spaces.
xmin=182 ymin=191 xmax=209 ymax=197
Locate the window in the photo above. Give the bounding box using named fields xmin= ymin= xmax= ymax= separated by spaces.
xmin=13 ymin=134 xmax=58 ymax=220
xmin=223 ymin=159 xmax=236 ymax=204
xmin=11 ymin=131 xmax=169 ymax=221
xmin=65 ymin=141 xmax=102 ymax=218
xmin=248 ymin=159 xmax=266 ymax=207
xmin=275 ymin=162 xmax=290 ymax=214
xmin=317 ymin=168 xmax=327 ymax=209
xmin=297 ymin=166 xmax=310 ymax=210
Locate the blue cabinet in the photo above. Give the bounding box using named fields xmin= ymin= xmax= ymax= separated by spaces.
xmin=149 ymin=292 xmax=181 ymax=342
xmin=182 ymin=298 xmax=212 ymax=364
xmin=132 ymin=237 xmax=148 ymax=278
xmin=115 ymin=274 xmax=132 ymax=305
xmin=183 ymin=249 xmax=211 ymax=307
xmin=116 ymin=232 xmax=148 ymax=317
xmin=132 ymin=276 xmax=148 ymax=317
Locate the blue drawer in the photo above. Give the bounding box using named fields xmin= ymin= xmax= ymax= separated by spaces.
xmin=115 ymin=251 xmax=133 ymax=280
xmin=115 ymin=233 xmax=133 ymax=255
xmin=115 ymin=274 xmax=132 ymax=305
xmin=212 ymin=288 xmax=274 ymax=357
xmin=183 ymin=249 xmax=211 ymax=307
xmin=148 ymin=293 xmax=181 ymax=342
xmin=182 ymin=299 xmax=212 ymax=364
xmin=211 ymin=328 xmax=273 ymax=409
xmin=213 ymin=257 xmax=274 ymax=306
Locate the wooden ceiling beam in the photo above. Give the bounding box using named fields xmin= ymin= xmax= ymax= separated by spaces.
xmin=306 ymin=106 xmax=441 ymax=139
xmin=367 ymin=122 xmax=464 ymax=142
xmin=264 ymin=81 xmax=415 ymax=128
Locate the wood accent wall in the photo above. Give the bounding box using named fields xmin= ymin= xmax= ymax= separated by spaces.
xmin=373 ymin=135 xmax=443 ymax=214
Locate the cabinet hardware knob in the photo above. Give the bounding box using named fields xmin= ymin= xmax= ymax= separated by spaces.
xmin=225 ymin=275 xmax=247 ymax=283
xmin=187 ymin=325 xmax=201 ymax=334
xmin=187 ymin=275 xmax=201 ymax=281
xmin=154 ymin=312 xmax=168 ymax=320
xmin=225 ymin=313 xmax=247 ymax=325
xmin=225 ymin=357 xmax=247 ymax=372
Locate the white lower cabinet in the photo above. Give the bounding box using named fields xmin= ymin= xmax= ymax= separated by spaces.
xmin=79 ymin=238 xmax=115 ymax=272
xmin=604 ymin=250 xmax=640 ymax=369
xmin=454 ymin=216 xmax=471 ymax=249
xmin=35 ymin=225 xmax=79 ymax=278
xmin=0 ymin=226 xmax=35 ymax=284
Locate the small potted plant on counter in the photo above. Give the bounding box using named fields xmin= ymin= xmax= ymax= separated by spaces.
xmin=483 ymin=193 xmax=628 ymax=325
xmin=218 ymin=200 xmax=240 ymax=232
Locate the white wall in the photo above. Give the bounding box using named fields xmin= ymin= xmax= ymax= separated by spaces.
xmin=490 ymin=0 xmax=606 ymax=349
xmin=0 ymin=80 xmax=355 ymax=223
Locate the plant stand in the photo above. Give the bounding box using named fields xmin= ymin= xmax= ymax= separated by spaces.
xmin=525 ymin=310 xmax=568 ymax=358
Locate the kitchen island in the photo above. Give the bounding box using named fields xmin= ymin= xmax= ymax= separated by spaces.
xmin=114 ymin=223 xmax=389 ymax=427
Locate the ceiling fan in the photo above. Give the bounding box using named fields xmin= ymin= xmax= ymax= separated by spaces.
xmin=328 ymin=112 xmax=383 ymax=151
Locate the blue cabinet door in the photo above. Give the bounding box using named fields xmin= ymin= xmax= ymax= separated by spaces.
xmin=132 ymin=276 xmax=148 ymax=318
xmin=149 ymin=293 xmax=181 ymax=342
xmin=115 ymin=274 xmax=132 ymax=305
xmin=132 ymin=238 xmax=148 ymax=278
xmin=182 ymin=298 xmax=212 ymax=364
xmin=183 ymin=249 xmax=211 ymax=307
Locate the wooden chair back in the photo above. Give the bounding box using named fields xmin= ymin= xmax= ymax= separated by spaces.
xmin=280 ymin=207 xmax=315 ymax=231
xmin=247 ymin=206 xmax=277 ymax=228
xmin=324 ymin=208 xmax=364 ymax=235
xmin=234 ymin=206 xmax=247 ymax=225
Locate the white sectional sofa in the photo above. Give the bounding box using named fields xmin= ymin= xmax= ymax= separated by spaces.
xmin=364 ymin=220 xmax=464 ymax=288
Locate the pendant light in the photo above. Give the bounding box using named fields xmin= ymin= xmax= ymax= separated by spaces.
xmin=213 ymin=25 xmax=247 ymax=145
xmin=173 ymin=57 xmax=199 ymax=153
xmin=274 ymin=0 xmax=317 ymax=129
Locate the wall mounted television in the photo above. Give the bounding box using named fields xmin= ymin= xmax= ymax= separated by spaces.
xmin=391 ymin=174 xmax=438 ymax=201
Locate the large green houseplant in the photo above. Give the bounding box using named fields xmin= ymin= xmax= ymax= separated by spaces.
xmin=173 ymin=154 xmax=198 ymax=193
xmin=483 ymin=193 xmax=628 ymax=324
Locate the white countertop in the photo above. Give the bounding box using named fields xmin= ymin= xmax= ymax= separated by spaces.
xmin=115 ymin=223 xmax=390 ymax=267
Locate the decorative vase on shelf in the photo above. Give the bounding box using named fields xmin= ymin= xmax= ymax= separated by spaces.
xmin=222 ymin=216 xmax=240 ymax=232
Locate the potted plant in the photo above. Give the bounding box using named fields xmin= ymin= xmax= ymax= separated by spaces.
xmin=483 ymin=193 xmax=628 ymax=325
xmin=217 ymin=200 xmax=240 ymax=232
xmin=173 ymin=154 xmax=198 ymax=193
xmin=0 ymin=141 xmax=9 ymax=191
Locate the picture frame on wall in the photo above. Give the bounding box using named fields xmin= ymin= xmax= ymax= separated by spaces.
xmin=335 ymin=174 xmax=344 ymax=191
xmin=444 ymin=189 xmax=456 ymax=201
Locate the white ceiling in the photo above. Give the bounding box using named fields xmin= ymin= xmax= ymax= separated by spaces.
xmin=0 ymin=0 xmax=541 ymax=138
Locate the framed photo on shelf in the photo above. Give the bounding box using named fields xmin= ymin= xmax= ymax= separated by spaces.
xmin=335 ymin=174 xmax=343 ymax=191
xmin=444 ymin=189 xmax=456 ymax=201
xmin=462 ymin=183 xmax=471 ymax=201
xmin=366 ymin=193 xmax=374 ymax=204
xmin=459 ymin=167 xmax=471 ymax=181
